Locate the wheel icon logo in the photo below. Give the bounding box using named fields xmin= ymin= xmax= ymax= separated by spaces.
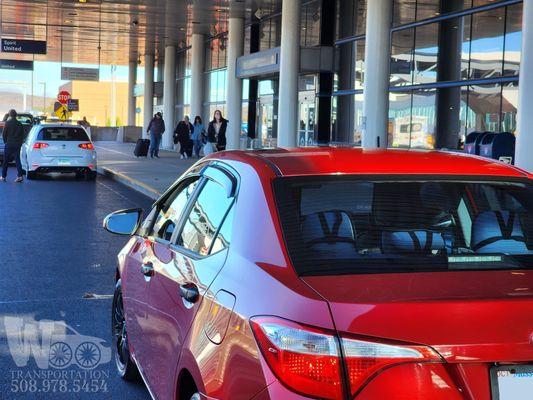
xmin=75 ymin=342 xmax=101 ymax=369
xmin=49 ymin=342 xmax=73 ymax=368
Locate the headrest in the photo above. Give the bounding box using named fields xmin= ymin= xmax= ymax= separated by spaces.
xmin=382 ymin=231 xmax=445 ymax=255
xmin=471 ymin=211 xmax=527 ymax=252
xmin=302 ymin=211 xmax=354 ymax=244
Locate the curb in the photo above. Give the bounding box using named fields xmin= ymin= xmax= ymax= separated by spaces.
xmin=97 ymin=167 xmax=160 ymax=201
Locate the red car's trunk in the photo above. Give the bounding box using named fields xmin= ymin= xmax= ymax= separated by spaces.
xmin=302 ymin=270 xmax=533 ymax=397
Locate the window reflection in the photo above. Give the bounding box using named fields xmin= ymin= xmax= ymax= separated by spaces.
xmin=390 ymin=30 xmax=413 ymax=86
xmin=178 ymin=180 xmax=233 ymax=256
xmin=504 ymin=4 xmax=522 ymax=77
xmin=413 ymin=23 xmax=438 ymax=85
xmin=331 ymin=94 xmax=364 ymax=144
xmin=469 ymin=8 xmax=505 ymax=79
xmin=466 ymin=84 xmax=502 ymax=133
xmin=389 ymin=91 xmax=413 ymax=148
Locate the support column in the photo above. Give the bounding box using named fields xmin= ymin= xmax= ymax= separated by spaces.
xmin=516 ymin=0 xmax=533 ymax=171
xmin=362 ymin=0 xmax=392 ymax=149
xmin=162 ymin=45 xmax=177 ymax=149
xmin=127 ymin=61 xmax=137 ymax=126
xmin=143 ymin=54 xmax=155 ymax=139
xmin=277 ymin=0 xmax=301 ymax=148
xmin=176 ymin=52 xmax=185 ymax=123
xmin=226 ymin=16 xmax=245 ymax=150
xmin=156 ymin=56 xmax=164 ymax=106
xmin=191 ymin=33 xmax=205 ymax=122
xmin=435 ymin=0 xmax=464 ymax=149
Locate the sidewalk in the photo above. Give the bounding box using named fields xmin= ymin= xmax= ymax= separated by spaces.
xmin=94 ymin=142 xmax=196 ymax=200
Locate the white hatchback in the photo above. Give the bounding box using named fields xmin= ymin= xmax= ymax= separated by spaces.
xmin=21 ymin=124 xmax=97 ymax=180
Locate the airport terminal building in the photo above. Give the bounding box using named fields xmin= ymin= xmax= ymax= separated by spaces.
xmin=124 ymin=0 xmax=532 ymax=171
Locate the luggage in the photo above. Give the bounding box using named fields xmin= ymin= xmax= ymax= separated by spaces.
xmin=203 ymin=142 xmax=216 ymax=156
xmin=134 ymin=139 xmax=150 ymax=157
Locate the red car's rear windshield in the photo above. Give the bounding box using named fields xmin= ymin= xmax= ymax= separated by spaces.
xmin=273 ymin=176 xmax=533 ymax=275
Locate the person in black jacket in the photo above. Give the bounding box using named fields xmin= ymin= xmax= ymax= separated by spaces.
xmin=147 ymin=112 xmax=165 ymax=158
xmin=1 ymin=109 xmax=25 ymax=182
xmin=174 ymin=116 xmax=194 ymax=159
xmin=207 ymin=110 xmax=228 ymax=151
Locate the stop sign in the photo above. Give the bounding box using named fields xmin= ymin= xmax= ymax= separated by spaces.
xmin=57 ymin=90 xmax=71 ymax=105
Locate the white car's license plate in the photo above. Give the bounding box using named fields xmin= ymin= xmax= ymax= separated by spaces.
xmin=491 ymin=365 xmax=533 ymax=400
xmin=58 ymin=158 xmax=71 ymax=166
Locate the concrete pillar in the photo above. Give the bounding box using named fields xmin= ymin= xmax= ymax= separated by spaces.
xmin=191 ymin=33 xmax=205 ymax=122
xmin=143 ymin=54 xmax=155 ymax=139
xmin=226 ymin=16 xmax=245 ymax=150
xmin=516 ymin=0 xmax=533 ymax=171
xmin=176 ymin=52 xmax=185 ymax=123
xmin=156 ymin=56 xmax=164 ymax=106
xmin=162 ymin=45 xmax=177 ymax=149
xmin=362 ymin=0 xmax=392 ymax=149
xmin=127 ymin=61 xmax=137 ymax=126
xmin=277 ymin=0 xmax=301 ymax=148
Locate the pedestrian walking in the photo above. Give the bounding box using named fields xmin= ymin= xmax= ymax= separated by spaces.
xmin=147 ymin=112 xmax=165 ymax=158
xmin=1 ymin=109 xmax=25 ymax=183
xmin=191 ymin=116 xmax=206 ymax=158
xmin=174 ymin=116 xmax=194 ymax=159
xmin=207 ymin=110 xmax=228 ymax=152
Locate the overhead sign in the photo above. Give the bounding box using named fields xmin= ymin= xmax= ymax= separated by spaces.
xmin=0 ymin=59 xmax=34 ymax=71
xmin=236 ymin=47 xmax=280 ymax=78
xmin=1 ymin=38 xmax=47 ymax=55
xmin=67 ymin=99 xmax=79 ymax=112
xmin=61 ymin=67 xmax=99 ymax=82
xmin=54 ymin=102 xmax=72 ymax=120
xmin=57 ymin=91 xmax=71 ymax=105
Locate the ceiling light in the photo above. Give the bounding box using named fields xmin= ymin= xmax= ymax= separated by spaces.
xmin=79 ymin=0 xmax=87 ymax=3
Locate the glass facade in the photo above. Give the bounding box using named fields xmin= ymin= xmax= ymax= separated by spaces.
xmin=334 ymin=0 xmax=522 ymax=149
xmin=164 ymin=0 xmax=522 ymax=150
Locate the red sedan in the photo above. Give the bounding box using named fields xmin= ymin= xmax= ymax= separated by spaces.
xmin=104 ymin=148 xmax=533 ymax=400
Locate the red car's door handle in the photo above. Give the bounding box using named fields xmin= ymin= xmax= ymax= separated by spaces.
xmin=179 ymin=284 xmax=199 ymax=303
xmin=140 ymin=262 xmax=154 ymax=277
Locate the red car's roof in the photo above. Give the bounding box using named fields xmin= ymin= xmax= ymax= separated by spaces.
xmin=217 ymin=147 xmax=530 ymax=179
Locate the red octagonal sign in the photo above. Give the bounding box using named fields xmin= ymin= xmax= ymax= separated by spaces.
xmin=57 ymin=90 xmax=71 ymax=105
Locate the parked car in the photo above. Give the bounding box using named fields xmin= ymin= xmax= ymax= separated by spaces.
xmin=104 ymin=148 xmax=533 ymax=400
xmin=20 ymin=124 xmax=97 ymax=180
xmin=0 ymin=112 xmax=34 ymax=163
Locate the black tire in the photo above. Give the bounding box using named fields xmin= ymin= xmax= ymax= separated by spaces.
xmin=112 ymin=280 xmax=140 ymax=381
xmin=26 ymin=171 xmax=37 ymax=180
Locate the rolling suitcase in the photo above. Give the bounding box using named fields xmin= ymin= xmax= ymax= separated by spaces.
xmin=134 ymin=139 xmax=150 ymax=157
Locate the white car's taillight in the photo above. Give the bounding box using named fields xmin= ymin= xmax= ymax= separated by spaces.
xmin=250 ymin=317 xmax=442 ymax=399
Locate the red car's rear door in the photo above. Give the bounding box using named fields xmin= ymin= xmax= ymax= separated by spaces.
xmin=146 ymin=165 xmax=237 ymax=400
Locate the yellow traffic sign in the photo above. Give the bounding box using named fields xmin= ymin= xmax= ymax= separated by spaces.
xmin=54 ymin=102 xmax=72 ymax=120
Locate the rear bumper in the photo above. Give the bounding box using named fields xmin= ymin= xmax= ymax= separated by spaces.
xmin=33 ymin=166 xmax=95 ymax=174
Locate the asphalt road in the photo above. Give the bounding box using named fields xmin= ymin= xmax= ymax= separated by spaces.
xmin=0 ymin=174 xmax=153 ymax=399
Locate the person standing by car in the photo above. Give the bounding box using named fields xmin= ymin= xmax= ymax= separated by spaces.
xmin=174 ymin=116 xmax=194 ymax=159
xmin=191 ymin=116 xmax=206 ymax=158
xmin=207 ymin=110 xmax=228 ymax=151
xmin=147 ymin=112 xmax=165 ymax=158
xmin=1 ymin=109 xmax=25 ymax=183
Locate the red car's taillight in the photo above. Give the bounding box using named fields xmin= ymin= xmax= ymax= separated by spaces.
xmin=251 ymin=317 xmax=442 ymax=399
xmin=341 ymin=336 xmax=442 ymax=396
xmin=78 ymin=143 xmax=94 ymax=150
xmin=250 ymin=317 xmax=344 ymax=400
xmin=33 ymin=142 xmax=49 ymax=149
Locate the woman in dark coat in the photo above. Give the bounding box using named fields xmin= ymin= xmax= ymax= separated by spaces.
xmin=207 ymin=110 xmax=228 ymax=152
xmin=174 ymin=116 xmax=194 ymax=159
